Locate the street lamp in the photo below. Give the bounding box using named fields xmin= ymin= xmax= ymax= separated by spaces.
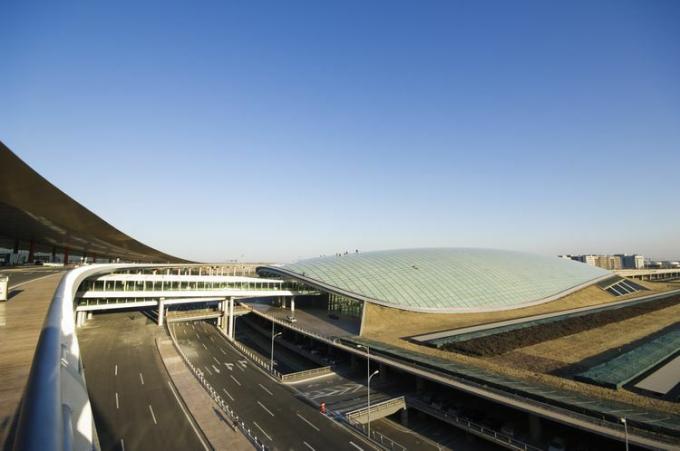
xmin=270 ymin=323 xmax=282 ymax=373
xmin=367 ymin=369 xmax=379 ymax=439
xmin=620 ymin=417 xmax=629 ymax=451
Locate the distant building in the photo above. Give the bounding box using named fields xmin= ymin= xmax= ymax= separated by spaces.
xmin=562 ymin=253 xmax=645 ymax=270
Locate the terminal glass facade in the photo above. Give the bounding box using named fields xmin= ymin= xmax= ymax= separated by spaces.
xmin=328 ymin=292 xmax=362 ymax=318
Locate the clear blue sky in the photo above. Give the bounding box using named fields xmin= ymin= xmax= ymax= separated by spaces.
xmin=1 ymin=1 xmax=679 ymax=262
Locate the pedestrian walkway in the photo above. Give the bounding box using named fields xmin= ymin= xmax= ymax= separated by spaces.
xmin=156 ymin=336 xmax=252 ymax=450
xmin=0 ymin=272 xmax=63 ymax=444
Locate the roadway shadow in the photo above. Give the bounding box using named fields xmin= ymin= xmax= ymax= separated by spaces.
xmin=7 ymin=289 xmax=23 ymax=300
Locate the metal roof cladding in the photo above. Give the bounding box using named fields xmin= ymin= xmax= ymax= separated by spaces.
xmin=264 ymin=248 xmax=611 ymax=313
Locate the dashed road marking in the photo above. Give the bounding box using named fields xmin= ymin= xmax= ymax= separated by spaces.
xmin=114 ymin=364 xmax=118 ymax=376
xmin=222 ymin=388 xmax=234 ymax=401
xmin=296 ymin=413 xmax=320 ymax=431
xmin=230 ymin=375 xmax=241 ymax=386
xmin=257 ymin=401 xmax=274 ymax=417
xmin=139 ymin=372 xmax=144 ymax=385
xmin=349 ymin=442 xmax=363 ymax=451
xmin=120 ymin=439 xmax=125 ymax=451
xmin=148 ymin=404 xmax=157 ymax=425
xmin=303 ymin=441 xmax=315 ymax=451
xmin=115 ymin=392 xmax=119 ymax=409
xmin=258 ymin=384 xmax=273 ymax=396
xmin=253 ymin=421 xmax=272 ymax=441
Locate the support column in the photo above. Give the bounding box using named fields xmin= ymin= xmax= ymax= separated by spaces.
xmin=27 ymin=240 xmax=35 ymax=263
xmin=63 ymin=247 xmax=69 ymax=264
xmin=529 ymin=414 xmax=542 ymax=442
xmin=400 ymin=409 xmax=409 ymax=427
xmin=416 ymin=377 xmax=425 ymax=394
xmin=282 ymin=297 xmax=286 ymax=309
xmin=218 ymin=300 xmax=226 ymax=329
xmin=379 ymin=362 xmax=387 ymax=382
xmin=227 ymin=297 xmax=235 ymax=340
xmin=158 ymin=300 xmax=165 ymax=326
xmin=290 ymin=296 xmax=296 ymax=316
xmin=51 ymin=247 xmax=57 ymax=263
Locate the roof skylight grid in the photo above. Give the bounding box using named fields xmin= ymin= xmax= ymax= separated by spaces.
xmin=283 ymin=248 xmax=610 ymax=312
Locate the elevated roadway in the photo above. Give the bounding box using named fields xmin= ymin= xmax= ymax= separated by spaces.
xmin=78 ymin=311 xmax=207 ymax=451
xmin=171 ymin=320 xmax=376 ymax=451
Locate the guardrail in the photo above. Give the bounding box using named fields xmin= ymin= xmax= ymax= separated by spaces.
xmin=407 ymin=397 xmax=541 ymax=451
xmin=280 ymin=366 xmax=333 ymax=383
xmin=167 ymin=324 xmax=268 ymax=450
xmin=346 ymin=396 xmax=406 ymax=423
xmin=229 ymin=338 xmax=283 ymax=379
xmin=346 ymin=419 xmax=407 ymax=451
xmin=10 ymin=263 xmax=138 ymax=451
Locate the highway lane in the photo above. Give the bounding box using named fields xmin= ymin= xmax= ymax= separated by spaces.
xmin=79 ymin=311 xmax=207 ymax=451
xmin=172 ymin=320 xmax=377 ymax=451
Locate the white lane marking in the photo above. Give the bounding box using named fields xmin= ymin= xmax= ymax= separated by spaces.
xmin=253 ymin=421 xmax=272 ymax=441
xmin=114 ymin=364 xmax=118 ymax=376
xmin=196 ymin=333 xmax=200 ymax=339
xmin=349 ymin=442 xmax=363 ymax=450
xmin=209 ymin=336 xmax=215 ymax=342
xmin=224 ymin=362 xmax=234 ymax=371
xmin=257 ymin=401 xmax=274 ymax=417
xmin=222 ymin=388 xmax=234 ymax=401
xmin=212 ymin=364 xmax=221 ymax=374
xmin=296 ymin=413 xmax=320 ymax=431
xmin=303 ymin=441 xmax=315 ymax=451
xmin=220 ymin=348 xmax=226 ymax=355
xmin=139 ymin=372 xmax=144 ymax=385
xmin=202 ymin=343 xmax=208 ymax=350
xmin=115 ymin=392 xmax=119 ymax=409
xmin=212 ymin=356 xmax=220 ymax=364
xmin=258 ymin=383 xmax=273 ymax=396
xmin=205 ymin=366 xmax=213 ymax=376
xmin=167 ymin=381 xmax=210 ymax=451
xmin=120 ymin=439 xmax=125 ymax=451
xmin=230 ymin=375 xmax=241 ymax=386
xmin=148 ymin=404 xmax=157 ymax=425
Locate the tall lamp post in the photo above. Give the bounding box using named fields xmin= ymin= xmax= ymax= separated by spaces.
xmin=367 ymin=370 xmax=379 ymax=439
xmin=270 ymin=323 xmax=282 ymax=373
xmin=620 ymin=417 xmax=629 ymax=451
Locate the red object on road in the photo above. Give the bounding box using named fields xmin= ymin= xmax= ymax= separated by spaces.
xmin=320 ymin=402 xmax=326 ymax=414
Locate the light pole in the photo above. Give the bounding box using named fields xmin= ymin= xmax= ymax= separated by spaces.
xmin=621 ymin=417 xmax=629 ymax=451
xmin=356 ymin=344 xmax=371 ymax=392
xmin=270 ymin=323 xmax=282 ymax=373
xmin=367 ymin=369 xmax=379 ymax=439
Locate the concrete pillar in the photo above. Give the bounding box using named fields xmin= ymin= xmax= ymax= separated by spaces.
xmin=282 ymin=297 xmax=286 ymax=309
xmin=51 ymin=247 xmax=57 ymax=262
xmin=27 ymin=240 xmax=35 ymax=263
xmin=529 ymin=414 xmax=542 ymax=442
xmin=416 ymin=377 xmax=425 ymax=394
xmin=400 ymin=409 xmax=409 ymax=427
xmin=158 ymin=300 xmax=165 ymax=326
xmin=87 ymin=312 xmax=93 ymax=320
xmin=291 ymin=296 xmax=295 ymax=315
xmin=227 ymin=297 xmax=234 ymax=340
xmin=63 ymin=247 xmax=69 ymax=264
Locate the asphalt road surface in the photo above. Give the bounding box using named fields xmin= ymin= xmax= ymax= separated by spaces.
xmin=79 ymin=311 xmax=207 ymax=451
xmin=172 ymin=320 xmax=377 ymax=451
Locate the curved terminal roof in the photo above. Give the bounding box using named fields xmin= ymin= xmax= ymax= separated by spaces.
xmin=0 ymin=140 xmax=188 ymax=262
xmin=260 ymin=248 xmax=611 ymax=312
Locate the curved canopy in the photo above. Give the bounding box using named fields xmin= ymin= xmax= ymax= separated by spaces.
xmin=260 ymin=248 xmax=610 ymax=312
xmin=0 ymin=140 xmax=188 ymax=263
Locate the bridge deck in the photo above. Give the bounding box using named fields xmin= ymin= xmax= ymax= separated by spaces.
xmin=0 ymin=269 xmax=64 ymax=443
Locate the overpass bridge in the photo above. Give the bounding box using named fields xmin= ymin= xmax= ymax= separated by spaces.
xmin=74 ymin=269 xmax=316 ymax=339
